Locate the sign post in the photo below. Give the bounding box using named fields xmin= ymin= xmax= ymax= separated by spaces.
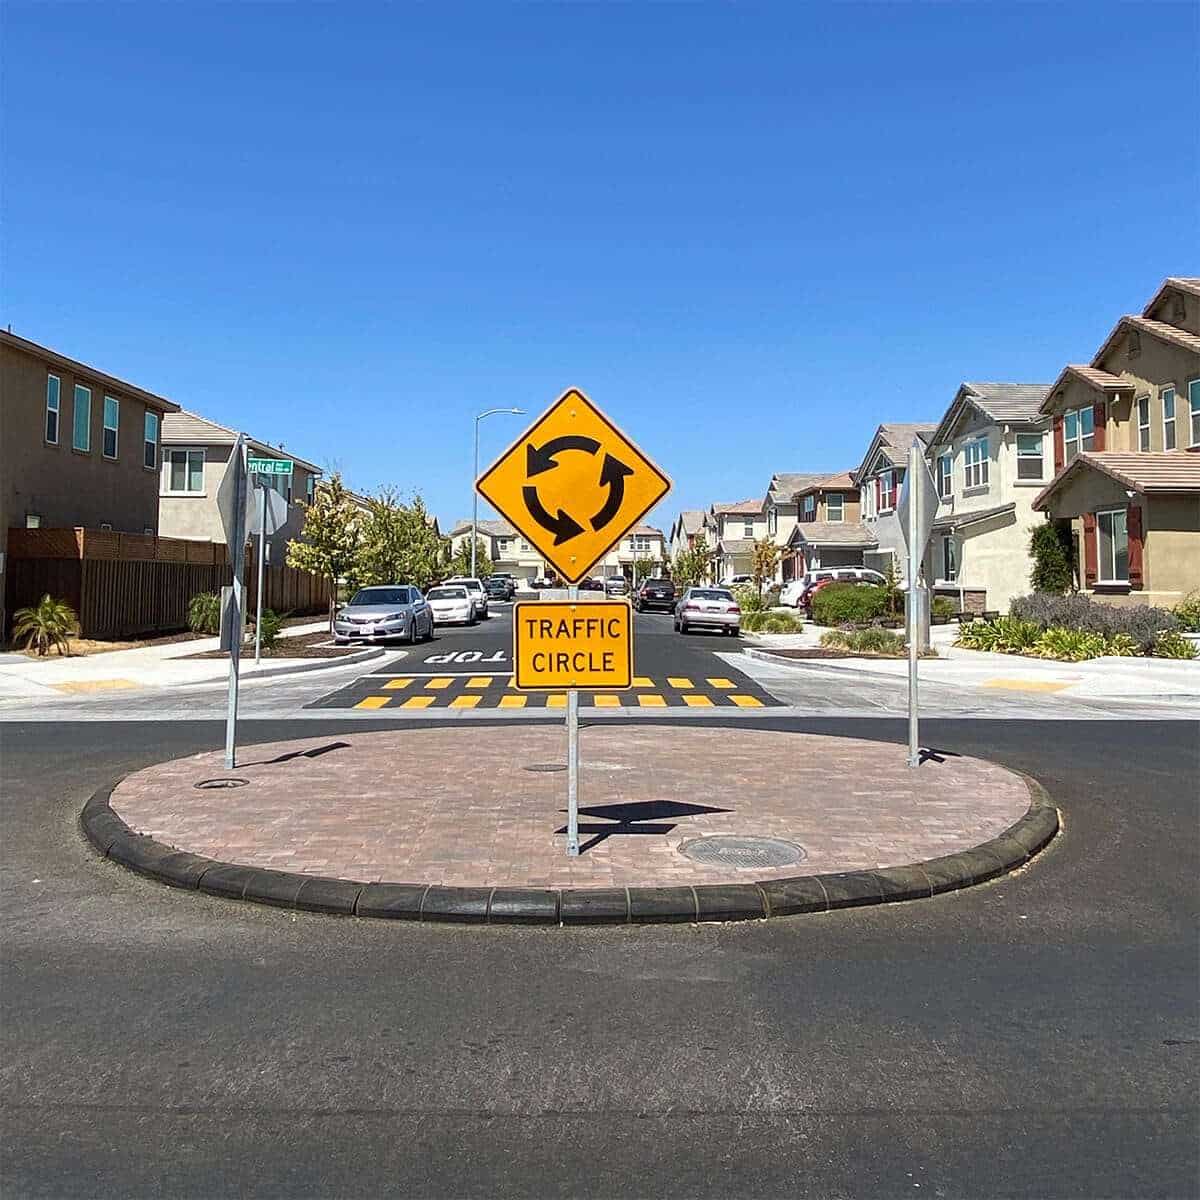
xmin=246 ymin=459 xmax=291 ymax=667
xmin=215 ymin=435 xmax=250 ymax=769
xmin=479 ymin=388 xmax=667 ymax=855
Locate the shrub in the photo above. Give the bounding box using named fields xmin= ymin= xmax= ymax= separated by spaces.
xmin=252 ymin=608 xmax=285 ymax=650
xmin=733 ymin=585 xmax=769 ymax=615
xmin=1028 ymin=522 xmax=1074 ymax=594
xmin=1174 ymin=591 xmax=1200 ymax=634
xmin=762 ymin=584 xmax=782 ymax=608
xmin=1034 ymin=627 xmax=1107 ymax=661
xmin=1010 ymin=593 xmax=1178 ymax=654
xmin=12 ymin=594 xmax=77 ymax=656
xmin=821 ymin=627 xmax=906 ymax=655
xmin=811 ymin=583 xmax=887 ymax=627
xmin=955 ymin=620 xmax=1003 ymax=651
xmin=991 ymin=616 xmax=1042 ymax=653
xmin=743 ymin=610 xmax=803 ymax=633
xmin=1154 ymin=629 xmax=1198 ymax=659
xmin=1104 ymin=633 xmax=1139 ymax=657
xmin=188 ymin=592 xmax=222 ymax=635
xmin=932 ymin=596 xmax=957 ymax=620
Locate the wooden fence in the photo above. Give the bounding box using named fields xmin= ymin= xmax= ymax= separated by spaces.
xmin=5 ymin=528 xmax=330 ymax=640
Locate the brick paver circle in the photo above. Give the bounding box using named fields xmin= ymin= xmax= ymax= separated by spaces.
xmin=108 ymin=727 xmax=1032 ymax=889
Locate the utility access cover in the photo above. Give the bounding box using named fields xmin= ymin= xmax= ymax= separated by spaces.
xmin=475 ymin=388 xmax=671 ymax=584
xmin=679 ymin=836 xmax=807 ymax=869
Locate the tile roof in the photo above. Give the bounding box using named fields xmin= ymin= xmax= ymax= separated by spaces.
xmin=712 ymin=498 xmax=765 ymax=515
xmin=931 ymin=502 xmax=1016 ymax=532
xmin=1033 ymin=451 xmax=1200 ymax=509
xmin=864 ymin=423 xmax=938 ymax=471
xmin=161 ymin=409 xmax=322 ymax=473
xmin=1143 ymin=276 xmax=1200 ymax=314
xmin=450 ymin=519 xmax=516 ymax=537
xmin=716 ymin=537 xmax=756 ymax=554
xmin=674 ymin=510 xmax=706 ymax=535
xmin=962 ymin=382 xmax=1050 ymax=422
xmin=1092 ymin=315 xmax=1200 ymax=367
xmin=768 ymin=473 xmax=829 ymax=503
xmin=1039 ymin=365 xmax=1132 ymax=413
xmin=788 ymin=521 xmax=877 ymax=548
xmin=629 ymin=524 xmax=664 ymax=536
xmin=791 ymin=470 xmax=856 ymax=498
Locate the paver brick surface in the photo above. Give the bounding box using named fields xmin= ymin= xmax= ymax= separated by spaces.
xmin=110 ymin=727 xmax=1030 ymax=888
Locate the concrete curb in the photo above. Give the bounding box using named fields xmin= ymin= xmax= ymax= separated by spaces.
xmin=188 ymin=645 xmax=386 ymax=685
xmin=81 ymin=773 xmax=1059 ymax=926
xmin=742 ymin=647 xmax=918 ymax=682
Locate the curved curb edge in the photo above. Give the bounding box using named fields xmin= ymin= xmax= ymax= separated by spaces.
xmin=81 ymin=773 xmax=1060 ymax=927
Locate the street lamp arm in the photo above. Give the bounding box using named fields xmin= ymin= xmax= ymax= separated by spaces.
xmin=471 ymin=407 xmax=526 ymax=578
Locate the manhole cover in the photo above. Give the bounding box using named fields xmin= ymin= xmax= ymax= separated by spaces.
xmin=679 ymin=836 xmax=806 ymax=869
xmin=194 ymin=777 xmax=249 ymax=790
xmin=523 ymin=763 xmax=567 ymax=773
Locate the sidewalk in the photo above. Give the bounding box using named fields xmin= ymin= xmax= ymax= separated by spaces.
xmin=0 ymin=621 xmax=387 ymax=700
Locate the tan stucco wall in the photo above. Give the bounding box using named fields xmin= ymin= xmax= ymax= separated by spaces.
xmin=1143 ymin=495 xmax=1200 ymax=601
xmin=1146 ymin=287 xmax=1200 ymax=337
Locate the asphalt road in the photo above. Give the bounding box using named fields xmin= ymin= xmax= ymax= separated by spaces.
xmin=2 ymin=716 xmax=1197 ymax=1199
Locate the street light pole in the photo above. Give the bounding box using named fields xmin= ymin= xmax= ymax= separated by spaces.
xmin=472 ymin=407 xmax=525 ymax=576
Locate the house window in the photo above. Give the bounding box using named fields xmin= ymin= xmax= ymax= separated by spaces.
xmin=45 ymin=375 xmax=60 ymax=443
xmin=1136 ymin=396 xmax=1150 ymax=451
xmin=802 ymin=495 xmax=815 ymax=520
xmin=941 ymin=535 xmax=957 ymax=583
xmin=306 ymin=474 xmax=316 ymax=504
xmin=1016 ymin=433 xmax=1044 ymax=480
xmin=1064 ymin=406 xmax=1094 ymax=461
xmin=1189 ymin=379 xmax=1200 ymax=446
xmin=1096 ymin=509 xmax=1128 ymax=583
xmin=826 ymin=492 xmax=844 ymax=522
xmin=25 ymin=513 xmax=41 ymax=529
xmin=102 ymin=397 xmax=119 ymax=459
xmin=165 ymin=448 xmax=205 ymax=493
xmin=767 ymin=507 xmax=777 ymax=535
xmin=72 ymin=385 xmax=92 ymax=452
xmin=878 ymin=470 xmax=896 ymax=513
xmin=144 ymin=412 xmax=159 ymax=469
xmin=633 ymin=535 xmax=653 ymax=552
xmin=963 ymin=437 xmax=989 ymax=489
xmin=1162 ymin=386 xmax=1176 ymax=451
xmin=742 ymin=521 xmax=753 ymax=538
xmin=936 ymin=452 xmax=952 ymax=498
xmin=496 ymin=539 xmax=510 ymax=556
xmin=861 ymin=485 xmax=874 ymax=519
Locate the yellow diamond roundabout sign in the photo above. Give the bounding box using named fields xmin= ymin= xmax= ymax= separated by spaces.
xmin=475 ymin=387 xmax=671 ymax=583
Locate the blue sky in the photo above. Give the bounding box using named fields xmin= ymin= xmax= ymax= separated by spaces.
xmin=3 ymin=3 xmax=1197 ymax=532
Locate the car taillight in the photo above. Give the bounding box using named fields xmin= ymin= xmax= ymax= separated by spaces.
xmin=683 ymin=603 xmax=700 ymax=612
xmin=728 ymin=605 xmax=741 ymax=615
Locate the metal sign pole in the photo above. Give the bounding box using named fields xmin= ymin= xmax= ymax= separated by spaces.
xmin=224 ymin=436 xmax=248 ymax=770
xmin=566 ymin=583 xmax=580 ymax=857
xmin=254 ymin=484 xmax=267 ymax=665
xmin=907 ymin=440 xmax=921 ymax=769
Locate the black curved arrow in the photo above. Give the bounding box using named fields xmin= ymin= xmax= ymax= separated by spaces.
xmin=589 ymin=453 xmax=634 ymax=531
xmin=523 ymin=485 xmax=585 ymax=545
xmin=526 ymin=436 xmax=601 ymax=477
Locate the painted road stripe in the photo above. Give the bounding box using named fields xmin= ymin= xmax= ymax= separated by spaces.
xmin=729 ymin=695 xmax=764 ymax=707
xmin=632 ymin=676 xmax=653 ymax=687
xmin=466 ymin=677 xmax=494 ymax=688
xmin=707 ymin=677 xmax=736 ymax=689
xmin=682 ymin=695 xmax=714 ymax=707
xmin=546 ymin=694 xmax=567 ymax=708
xmin=981 ymin=678 xmax=1072 ymax=693
xmin=382 ymin=678 xmax=413 ymax=690
xmin=667 ymin=677 xmax=694 ymax=689
xmin=638 ymin=694 xmax=667 ymax=707
xmin=355 ymin=696 xmax=391 ymax=710
xmin=591 ymin=695 xmax=621 ymax=707
xmin=401 ymin=696 xmax=436 ymax=709
xmin=450 ymin=695 xmax=482 ymax=708
xmin=499 ymin=695 xmax=527 ymax=709
xmin=426 ymin=677 xmax=453 ymax=690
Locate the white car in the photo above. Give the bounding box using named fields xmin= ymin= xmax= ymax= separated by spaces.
xmin=426 ymin=585 xmax=476 ymax=625
xmin=721 ymin=574 xmax=753 ymax=587
xmin=443 ymin=576 xmax=489 ymax=619
xmin=781 ymin=567 xmax=888 ymax=609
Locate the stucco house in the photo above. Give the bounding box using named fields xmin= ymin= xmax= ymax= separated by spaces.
xmin=668 ymin=510 xmax=706 ymax=562
xmin=922 ymin=382 xmax=1051 ymax=613
xmin=706 ymin=499 xmax=767 ymax=582
xmin=761 ymin=473 xmax=829 ymax=580
xmin=856 ymin=423 xmax=936 ymax=583
xmin=783 ymin=471 xmax=876 ymax=578
xmin=1033 ymin=277 xmax=1200 ymax=607
xmin=449 ymin=519 xmax=544 ymax=583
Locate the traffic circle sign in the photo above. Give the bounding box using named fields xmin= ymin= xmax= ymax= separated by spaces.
xmin=475 ymin=388 xmax=671 ymax=583
xmin=513 ymin=599 xmax=632 ymax=690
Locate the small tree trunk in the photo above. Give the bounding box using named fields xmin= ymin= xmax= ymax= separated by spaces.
xmin=329 ymin=577 xmax=336 ymax=634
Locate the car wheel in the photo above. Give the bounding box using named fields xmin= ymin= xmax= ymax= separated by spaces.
xmin=731 ymin=626 xmax=740 ymax=638
xmin=679 ymin=621 xmax=688 ymax=635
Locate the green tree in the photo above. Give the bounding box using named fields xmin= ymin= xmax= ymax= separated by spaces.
xmin=450 ymin=537 xmax=493 ymax=578
xmin=672 ymin=533 xmax=715 ymax=588
xmin=881 ymin=557 xmax=903 ymax=617
xmin=751 ymin=536 xmax=780 ymax=598
xmin=286 ymin=471 xmax=361 ymax=631
xmin=12 ymin=594 xmax=77 ymax=656
xmin=356 ymin=490 xmax=444 ymax=590
xmin=1029 ymin=521 xmax=1074 ymax=594
xmin=633 ymin=556 xmax=656 ymax=584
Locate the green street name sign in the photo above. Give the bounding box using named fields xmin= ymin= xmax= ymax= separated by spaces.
xmin=247 ymin=457 xmax=293 ymax=475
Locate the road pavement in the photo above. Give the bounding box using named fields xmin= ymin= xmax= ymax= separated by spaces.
xmin=1 ymin=715 xmax=1197 ymax=1198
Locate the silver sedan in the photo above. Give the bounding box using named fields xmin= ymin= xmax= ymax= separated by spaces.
xmin=674 ymin=587 xmax=742 ymax=636
xmin=333 ymin=585 xmax=433 ymax=644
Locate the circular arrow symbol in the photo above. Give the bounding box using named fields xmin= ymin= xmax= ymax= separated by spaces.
xmin=521 ymin=437 xmax=634 ymax=544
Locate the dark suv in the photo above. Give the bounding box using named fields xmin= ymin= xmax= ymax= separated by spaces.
xmin=634 ymin=577 xmax=677 ymax=613
xmin=484 ymin=575 xmax=513 ymax=601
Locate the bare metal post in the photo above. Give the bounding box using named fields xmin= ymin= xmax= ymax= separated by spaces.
xmin=224 ymin=436 xmax=248 ymax=770
xmin=566 ymin=583 xmax=580 ymax=856
xmin=472 ymin=407 xmax=526 ymax=579
xmin=254 ymin=483 xmax=267 ymax=666
xmin=907 ymin=440 xmax=921 ymax=768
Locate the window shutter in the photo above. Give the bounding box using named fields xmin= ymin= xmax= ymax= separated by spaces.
xmin=1053 ymin=417 xmax=1064 ymax=470
xmin=1127 ymin=503 xmax=1144 ymax=589
xmin=1092 ymin=400 xmax=1107 ymax=451
xmin=1082 ymin=513 xmax=1098 ymax=587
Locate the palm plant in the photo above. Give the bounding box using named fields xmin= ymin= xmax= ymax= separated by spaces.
xmin=12 ymin=594 xmax=78 ymax=656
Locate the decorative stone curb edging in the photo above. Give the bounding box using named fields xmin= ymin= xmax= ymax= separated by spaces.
xmin=81 ymin=774 xmax=1058 ymax=925
xmin=190 ymin=645 xmax=386 ymax=685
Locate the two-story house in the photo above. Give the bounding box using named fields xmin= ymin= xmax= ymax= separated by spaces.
xmin=1 ymin=331 xmax=181 ymax=633
xmin=599 ymin=524 xmax=667 ymax=581
xmin=1033 ymin=277 xmax=1200 ymax=607
xmin=668 ymin=510 xmax=706 ymax=563
xmin=449 ymin=519 xmax=545 ymax=583
xmin=921 ymin=383 xmax=1051 ymax=613
xmin=783 ymin=471 xmax=874 ymax=578
xmin=158 ymin=410 xmax=322 ymax=564
xmin=761 ymin=473 xmax=829 ymax=581
xmin=856 ymin=423 xmax=937 ymax=582
xmin=706 ymin=499 xmax=768 ymax=582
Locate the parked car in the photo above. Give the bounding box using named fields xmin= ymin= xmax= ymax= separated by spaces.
xmin=674 ymin=587 xmax=741 ymax=636
xmin=604 ymin=576 xmax=629 ymax=596
xmin=489 ymin=573 xmax=516 ymax=599
xmin=633 ymin=577 xmax=677 ymax=612
xmin=483 ymin=575 xmax=511 ymax=601
xmin=580 ymin=577 xmax=605 ymax=592
xmin=721 ymin=574 xmax=753 ymax=588
xmin=333 ymin=585 xmax=433 ymax=644
xmin=444 ymin=576 xmax=489 ymax=619
xmin=425 ymin=584 xmax=476 ymax=625
xmin=784 ymin=567 xmax=887 ymax=612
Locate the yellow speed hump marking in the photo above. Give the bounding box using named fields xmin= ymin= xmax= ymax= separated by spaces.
xmin=513 ymin=600 xmax=633 ymax=691
xmin=474 ymin=387 xmax=671 ymax=584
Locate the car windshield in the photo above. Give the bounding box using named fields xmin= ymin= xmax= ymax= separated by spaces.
xmin=350 ymin=588 xmax=408 ymax=606
xmin=690 ymin=589 xmax=733 ymax=601
xmin=428 ymin=587 xmax=467 ymax=599
xmin=645 ymin=578 xmax=673 ymax=587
